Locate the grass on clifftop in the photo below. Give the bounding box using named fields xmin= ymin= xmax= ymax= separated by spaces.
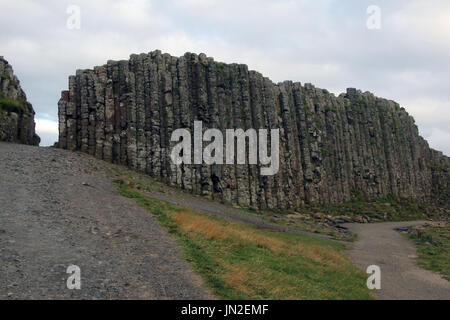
xmin=406 ymin=226 xmax=450 ymax=281
xmin=0 ymin=93 xmax=27 ymax=116
xmin=113 ymin=178 xmax=373 ymax=300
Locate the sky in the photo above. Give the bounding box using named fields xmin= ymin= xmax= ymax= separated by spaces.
xmin=0 ymin=0 xmax=449 ymax=155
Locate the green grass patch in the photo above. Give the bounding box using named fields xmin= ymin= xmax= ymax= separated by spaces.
xmin=307 ymin=196 xmax=435 ymax=221
xmin=113 ymin=179 xmax=373 ymax=300
xmin=0 ymin=92 xmax=28 ymax=115
xmin=406 ymin=226 xmax=450 ymax=281
xmin=324 ymin=105 xmax=337 ymax=112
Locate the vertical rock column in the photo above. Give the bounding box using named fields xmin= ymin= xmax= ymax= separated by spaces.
xmin=57 ymin=51 xmax=450 ymax=210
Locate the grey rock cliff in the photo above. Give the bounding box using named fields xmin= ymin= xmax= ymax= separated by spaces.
xmin=0 ymin=56 xmax=39 ymax=146
xmin=57 ymin=51 xmax=449 ymax=210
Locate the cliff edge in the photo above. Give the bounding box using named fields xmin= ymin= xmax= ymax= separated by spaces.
xmin=0 ymin=56 xmax=39 ymax=146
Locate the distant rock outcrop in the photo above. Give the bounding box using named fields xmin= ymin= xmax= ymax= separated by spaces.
xmin=0 ymin=57 xmax=39 ymax=145
xmin=57 ymin=50 xmax=449 ymax=210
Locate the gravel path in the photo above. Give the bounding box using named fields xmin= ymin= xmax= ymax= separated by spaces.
xmin=0 ymin=142 xmax=212 ymax=300
xmin=343 ymin=221 xmax=450 ymax=300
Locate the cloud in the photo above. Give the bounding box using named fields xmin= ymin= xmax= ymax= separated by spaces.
xmin=426 ymin=128 xmax=450 ymax=155
xmin=0 ymin=0 xmax=448 ymax=155
xmin=35 ymin=118 xmax=58 ymax=146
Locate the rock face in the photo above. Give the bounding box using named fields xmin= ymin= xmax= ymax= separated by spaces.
xmin=0 ymin=57 xmax=39 ymax=145
xmin=57 ymin=51 xmax=449 ymax=210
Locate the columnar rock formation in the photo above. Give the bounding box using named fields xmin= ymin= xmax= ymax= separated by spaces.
xmin=0 ymin=57 xmax=39 ymax=145
xmin=58 ymin=51 xmax=449 ymax=209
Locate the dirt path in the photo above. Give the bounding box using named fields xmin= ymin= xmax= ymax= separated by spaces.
xmin=0 ymin=143 xmax=212 ymax=299
xmin=343 ymin=221 xmax=450 ymax=300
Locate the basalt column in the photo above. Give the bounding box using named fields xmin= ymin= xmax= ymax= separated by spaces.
xmin=58 ymin=50 xmax=449 ymax=210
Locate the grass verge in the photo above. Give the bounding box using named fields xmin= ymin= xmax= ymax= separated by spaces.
xmin=0 ymin=92 xmax=29 ymax=115
xmin=113 ymin=178 xmax=374 ymax=300
xmin=406 ymin=225 xmax=449 ymax=281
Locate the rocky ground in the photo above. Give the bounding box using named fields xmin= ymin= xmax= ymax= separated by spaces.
xmin=0 ymin=142 xmax=212 ymax=299
xmin=1 ymin=142 xmax=448 ymax=300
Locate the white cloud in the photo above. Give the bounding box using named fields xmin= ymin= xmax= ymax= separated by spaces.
xmin=35 ymin=119 xmax=58 ymax=147
xmin=389 ymin=0 xmax=450 ymax=45
xmin=426 ymin=128 xmax=450 ymax=155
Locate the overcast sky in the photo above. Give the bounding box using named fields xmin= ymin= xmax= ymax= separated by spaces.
xmin=1 ymin=0 xmax=449 ymax=155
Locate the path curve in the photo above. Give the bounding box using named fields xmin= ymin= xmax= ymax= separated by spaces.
xmin=343 ymin=221 xmax=450 ymax=300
